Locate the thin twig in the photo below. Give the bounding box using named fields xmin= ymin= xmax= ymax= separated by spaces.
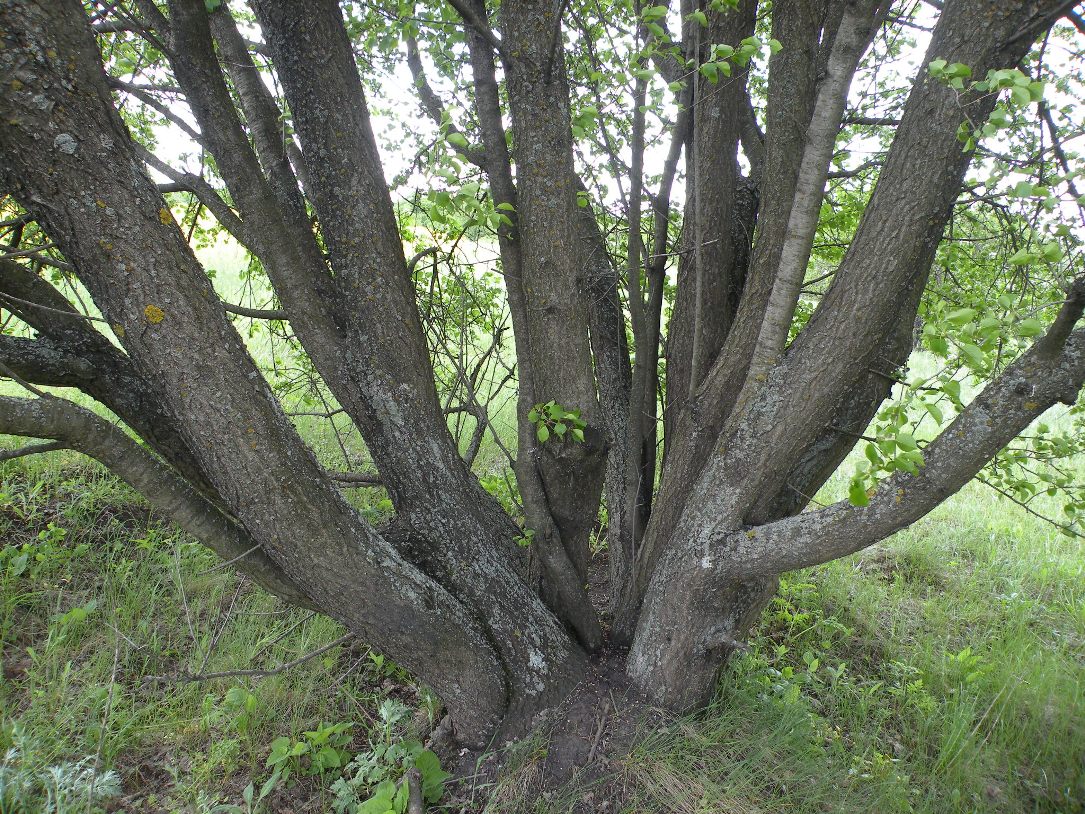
xmin=174 ymin=545 xmax=198 ymax=645
xmin=198 ymin=580 xmax=245 ymax=674
xmin=252 ymin=610 xmax=319 ymax=662
xmin=585 ymin=698 xmax=610 ymax=765
xmin=0 ymin=291 xmax=109 ymax=324
xmin=223 ymin=302 xmax=288 ymax=320
xmin=0 ymin=359 xmax=48 ymax=398
xmin=87 ymin=640 xmax=121 ymax=809
xmin=145 ymin=633 xmax=354 ymax=684
xmin=196 ymin=544 xmax=261 ymax=576
xmin=0 ymin=242 xmax=56 ymax=260
xmin=0 ymin=440 xmax=66 ymax=462
xmin=976 ymin=475 xmax=1084 ymax=539
xmin=104 ymin=621 xmax=144 ymax=651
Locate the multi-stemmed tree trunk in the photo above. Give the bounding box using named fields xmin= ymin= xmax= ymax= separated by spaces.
xmin=1 ymin=0 xmax=1082 ymax=746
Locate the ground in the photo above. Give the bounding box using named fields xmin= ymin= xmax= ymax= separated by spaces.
xmin=0 ymin=452 xmax=1082 ymax=813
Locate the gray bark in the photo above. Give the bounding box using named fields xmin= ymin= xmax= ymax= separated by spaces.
xmin=627 ymin=0 xmax=1073 ymax=707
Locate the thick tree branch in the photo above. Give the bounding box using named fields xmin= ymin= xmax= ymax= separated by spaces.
xmin=404 ymin=32 xmax=487 ymax=168
xmin=0 ymin=439 xmax=66 ymax=462
xmin=254 ymin=0 xmax=591 ymax=698
xmin=0 ymin=394 xmax=315 ymax=607
xmin=207 ymin=1 xmax=313 ymax=209
xmin=447 ymin=0 xmax=505 ymax=55
xmin=2 ymin=0 xmax=518 ymax=738
xmin=0 ymin=259 xmax=219 ymax=494
xmin=742 ymin=0 xmax=887 ymax=392
xmin=733 ymin=290 xmax=1085 ymax=576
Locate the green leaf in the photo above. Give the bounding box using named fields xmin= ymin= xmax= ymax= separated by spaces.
xmin=945 ymin=307 xmax=976 ymax=326
xmin=768 ymin=38 xmax=783 ymax=54
xmin=554 ymin=422 xmax=567 ymax=437
xmin=446 ymin=132 xmax=469 ymax=149
xmin=356 ymin=794 xmax=395 ymax=814
xmin=1041 ymin=242 xmax=1063 ymax=262
xmin=688 ymin=9 xmax=708 ymax=27
xmin=1008 ymin=248 xmax=1033 ymax=265
xmin=394 ymin=780 xmax=410 ymax=813
xmin=927 ymin=334 xmax=949 ymax=356
xmin=1010 ymin=85 xmax=1031 ymax=106
xmin=895 ymin=432 xmax=918 ymax=452
xmin=204 ymin=0 xmax=222 ymax=10
xmin=415 ymin=750 xmax=450 ymax=803
xmin=571 ymin=427 xmax=585 ymax=443
xmin=1016 ymin=318 xmax=1044 ymax=337
xmin=259 ymin=770 xmax=282 ymax=800
xmin=848 ymin=479 xmax=870 ymax=507
xmin=536 ymin=425 xmax=550 ymax=443
xmin=959 ymin=343 xmax=985 ymax=367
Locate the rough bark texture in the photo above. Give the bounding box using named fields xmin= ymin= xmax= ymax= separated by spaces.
xmin=0 ymin=0 xmax=1077 ymax=747
xmin=626 ymin=0 xmax=1071 ymax=706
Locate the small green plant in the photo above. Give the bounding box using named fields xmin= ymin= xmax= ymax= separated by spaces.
xmin=527 ymin=401 xmax=585 ymax=444
xmin=265 ymin=721 xmax=353 ymax=782
xmin=221 ymin=687 xmax=259 ymax=737
xmin=330 ymin=745 xmax=448 ymax=814
xmin=48 ymin=599 xmax=98 ymax=645
xmin=211 ymin=769 xmax=282 ymax=814
xmin=0 ymin=724 xmax=122 ymax=814
xmin=329 ymin=700 xmax=449 ymax=813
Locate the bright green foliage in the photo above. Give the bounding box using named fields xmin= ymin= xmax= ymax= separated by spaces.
xmin=265 ymin=721 xmax=353 ymax=781
xmin=528 ymin=401 xmax=587 ymax=444
xmin=329 ymin=702 xmax=449 ymax=813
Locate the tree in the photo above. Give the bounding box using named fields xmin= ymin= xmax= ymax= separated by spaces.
xmin=0 ymin=0 xmax=1083 ymax=746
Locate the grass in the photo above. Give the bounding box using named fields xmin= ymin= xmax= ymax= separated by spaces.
xmin=0 ymin=244 xmax=1082 ymax=812
xmin=1 ymin=454 xmax=1081 ymax=812
xmin=479 ymin=478 xmax=1083 ymax=814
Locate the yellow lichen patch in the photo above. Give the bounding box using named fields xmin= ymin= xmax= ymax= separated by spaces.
xmin=746 ymin=529 xmax=757 ymax=539
xmin=158 ymin=207 xmax=173 ymax=226
xmin=96 ymin=199 xmax=106 ymax=208
xmin=10 ymin=79 xmax=22 ymax=92
xmin=112 ymin=323 xmax=126 ymax=338
xmin=144 ymin=304 xmax=165 ymax=324
xmin=1024 ymin=401 xmax=1039 ymax=410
